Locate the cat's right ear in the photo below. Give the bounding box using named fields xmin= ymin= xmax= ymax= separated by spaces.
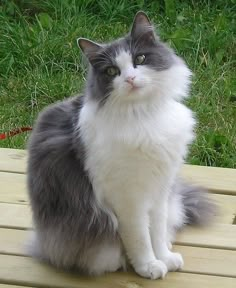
xmin=77 ymin=38 xmax=102 ymax=62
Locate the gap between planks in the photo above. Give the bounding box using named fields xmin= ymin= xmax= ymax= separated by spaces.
xmin=0 ymin=285 xmax=33 ymax=288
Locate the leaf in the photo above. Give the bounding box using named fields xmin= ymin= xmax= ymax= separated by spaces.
xmin=38 ymin=13 xmax=53 ymax=30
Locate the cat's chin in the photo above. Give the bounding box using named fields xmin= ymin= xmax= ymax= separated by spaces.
xmin=111 ymin=84 xmax=158 ymax=104
xmin=125 ymin=86 xmax=155 ymax=101
xmin=127 ymin=86 xmax=141 ymax=94
xmin=121 ymin=88 xmax=145 ymax=102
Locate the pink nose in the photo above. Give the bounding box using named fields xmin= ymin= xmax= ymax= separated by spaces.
xmin=125 ymin=76 xmax=136 ymax=85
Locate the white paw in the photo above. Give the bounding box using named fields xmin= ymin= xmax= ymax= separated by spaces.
xmin=161 ymin=252 xmax=184 ymax=272
xmin=135 ymin=260 xmax=168 ymax=280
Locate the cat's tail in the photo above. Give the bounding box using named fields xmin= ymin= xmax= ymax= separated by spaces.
xmin=174 ymin=179 xmax=218 ymax=226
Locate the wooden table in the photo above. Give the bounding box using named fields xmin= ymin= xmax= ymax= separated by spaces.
xmin=0 ymin=148 xmax=235 ymax=288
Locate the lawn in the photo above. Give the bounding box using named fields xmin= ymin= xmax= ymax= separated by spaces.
xmin=0 ymin=0 xmax=235 ymax=168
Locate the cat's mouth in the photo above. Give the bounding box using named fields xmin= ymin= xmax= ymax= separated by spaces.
xmin=127 ymin=84 xmax=142 ymax=93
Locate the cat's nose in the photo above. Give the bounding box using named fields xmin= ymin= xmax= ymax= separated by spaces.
xmin=125 ymin=76 xmax=136 ymax=85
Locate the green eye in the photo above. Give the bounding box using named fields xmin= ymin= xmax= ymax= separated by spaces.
xmin=106 ymin=66 xmax=119 ymax=76
xmin=134 ymin=55 xmax=146 ymax=65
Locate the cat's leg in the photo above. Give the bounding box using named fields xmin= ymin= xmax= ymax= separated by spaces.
xmin=114 ymin=204 xmax=167 ymax=279
xmin=150 ymin=198 xmax=184 ymax=272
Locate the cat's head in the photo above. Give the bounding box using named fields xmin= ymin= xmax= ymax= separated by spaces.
xmin=78 ymin=12 xmax=191 ymax=106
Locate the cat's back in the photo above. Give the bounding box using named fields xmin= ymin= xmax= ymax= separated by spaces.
xmin=28 ymin=96 xmax=82 ymax=151
xmin=27 ymin=96 xmax=85 ymax=172
xmin=27 ymin=95 xmax=89 ymax=225
xmin=27 ymin=95 xmax=83 ymax=206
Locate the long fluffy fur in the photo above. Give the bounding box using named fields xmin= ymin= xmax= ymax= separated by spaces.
xmin=27 ymin=11 xmax=216 ymax=279
xmin=174 ymin=180 xmax=217 ymax=226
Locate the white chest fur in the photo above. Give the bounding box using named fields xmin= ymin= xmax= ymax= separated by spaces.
xmin=78 ymin=98 xmax=195 ymax=207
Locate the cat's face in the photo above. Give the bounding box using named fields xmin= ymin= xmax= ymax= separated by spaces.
xmin=78 ymin=12 xmax=190 ymax=105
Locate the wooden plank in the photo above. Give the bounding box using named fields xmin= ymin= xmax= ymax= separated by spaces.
xmin=174 ymin=246 xmax=236 ymax=278
xmin=181 ymin=165 xmax=236 ymax=195
xmin=176 ymin=224 xmax=236 ymax=250
xmin=1 ymin=174 xmax=235 ymax=219
xmin=1 ymin=173 xmax=235 ymax=209
xmin=0 ymin=149 xmax=26 ymax=174
xmin=0 ymin=172 xmax=28 ymax=204
xmin=1 ymin=148 xmax=236 ymax=195
xmin=1 ymin=193 xmax=235 ymax=230
xmin=1 ymin=223 xmax=236 ymax=258
xmin=0 ymin=228 xmax=27 ymax=256
xmin=1 ymin=176 xmax=235 ymax=225
xmin=0 ymin=203 xmax=31 ymax=229
xmin=0 ymin=195 xmax=234 ymax=230
xmin=0 ymin=183 xmax=235 ymax=225
xmin=1 ymin=228 xmax=236 ymax=278
xmin=0 ymin=255 xmax=235 ymax=288
xmin=210 ymin=193 xmax=236 ymax=224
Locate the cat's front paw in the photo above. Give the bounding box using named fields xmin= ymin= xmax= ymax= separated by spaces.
xmin=134 ymin=260 xmax=168 ymax=280
xmin=161 ymin=252 xmax=184 ymax=272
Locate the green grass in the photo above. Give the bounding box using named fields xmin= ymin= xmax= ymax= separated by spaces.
xmin=0 ymin=0 xmax=235 ymax=168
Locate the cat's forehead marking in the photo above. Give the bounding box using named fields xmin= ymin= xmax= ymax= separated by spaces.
xmin=115 ymin=50 xmax=133 ymax=70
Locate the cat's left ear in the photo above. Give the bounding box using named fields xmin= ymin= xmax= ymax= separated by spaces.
xmin=131 ymin=11 xmax=155 ymax=42
xmin=77 ymin=38 xmax=102 ymax=62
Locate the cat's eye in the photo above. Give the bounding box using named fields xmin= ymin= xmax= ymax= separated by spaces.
xmin=134 ymin=55 xmax=146 ymax=65
xmin=106 ymin=66 xmax=119 ymax=76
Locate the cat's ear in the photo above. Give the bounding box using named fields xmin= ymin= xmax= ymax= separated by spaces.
xmin=77 ymin=38 xmax=102 ymax=62
xmin=131 ymin=11 xmax=155 ymax=42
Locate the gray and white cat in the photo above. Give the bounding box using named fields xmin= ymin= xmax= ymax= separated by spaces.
xmin=27 ymin=12 xmax=215 ymax=279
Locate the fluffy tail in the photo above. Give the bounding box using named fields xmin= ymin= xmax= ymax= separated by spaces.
xmin=174 ymin=179 xmax=218 ymax=226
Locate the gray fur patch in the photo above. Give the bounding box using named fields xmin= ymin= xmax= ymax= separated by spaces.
xmin=27 ymin=96 xmax=119 ymax=272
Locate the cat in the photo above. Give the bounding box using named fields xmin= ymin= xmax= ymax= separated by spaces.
xmin=27 ymin=11 xmax=216 ymax=279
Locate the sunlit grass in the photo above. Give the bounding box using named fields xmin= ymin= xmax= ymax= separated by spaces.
xmin=0 ymin=0 xmax=235 ymax=167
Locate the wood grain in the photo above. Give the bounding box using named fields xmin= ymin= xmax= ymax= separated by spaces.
xmin=0 ymin=149 xmax=26 ymax=174
xmin=0 ymin=203 xmax=31 ymax=229
xmin=0 ymin=148 xmax=236 ymax=287
xmin=1 ymin=223 xmax=236 ymax=258
xmin=175 ymin=224 xmax=236 ymax=250
xmin=173 ymin=245 xmax=236 ymax=277
xmin=1 ymin=148 xmax=236 ymax=195
xmin=180 ymin=165 xmax=236 ymax=195
xmin=0 ymin=254 xmax=235 ymax=288
xmin=1 ymin=227 xmax=236 ymax=278
xmin=0 ymin=192 xmax=235 ymax=230
xmin=0 ymin=172 xmax=27 ymax=204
